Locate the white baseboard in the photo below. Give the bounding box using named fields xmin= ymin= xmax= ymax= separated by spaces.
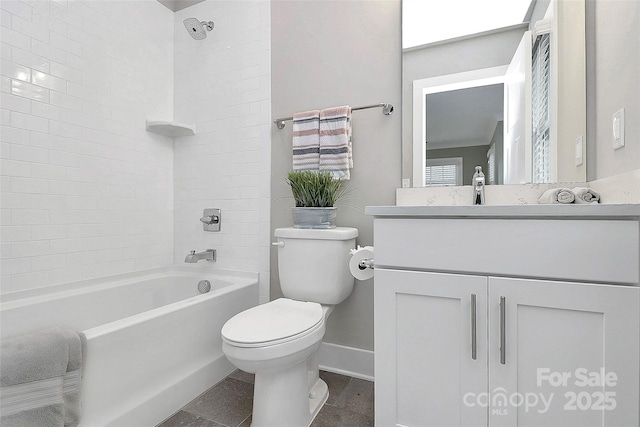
xmin=318 ymin=342 xmax=374 ymax=382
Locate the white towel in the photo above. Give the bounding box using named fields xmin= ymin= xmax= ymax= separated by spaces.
xmin=538 ymin=188 xmax=575 ymax=204
xmin=572 ymin=187 xmax=600 ymax=204
xmin=292 ymin=110 xmax=320 ymax=171
xmin=319 ymin=106 xmax=352 ymax=180
xmin=1 ymin=327 xmax=85 ymax=427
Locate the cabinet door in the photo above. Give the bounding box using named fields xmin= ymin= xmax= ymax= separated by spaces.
xmin=488 ymin=277 xmax=640 ymax=427
xmin=375 ymin=269 xmax=488 ymax=427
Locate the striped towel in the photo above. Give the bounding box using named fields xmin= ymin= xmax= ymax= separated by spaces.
xmin=319 ymin=106 xmax=352 ymax=180
xmin=292 ymin=110 xmax=320 ymax=171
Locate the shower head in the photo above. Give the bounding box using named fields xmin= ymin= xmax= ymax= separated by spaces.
xmin=183 ymin=17 xmax=214 ymax=40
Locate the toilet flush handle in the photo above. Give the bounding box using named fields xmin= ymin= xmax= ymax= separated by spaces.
xmin=272 ymin=241 xmax=284 ymax=248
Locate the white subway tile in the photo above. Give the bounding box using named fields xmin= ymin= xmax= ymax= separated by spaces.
xmin=10 ymin=110 xmax=48 ymax=132
xmin=1 ymin=75 xmax=11 ymax=92
xmin=31 ymin=39 xmax=66 ymax=64
xmin=31 ymin=254 xmax=68 ymax=272
xmin=31 ymin=101 xmax=66 ymax=121
xmin=11 ymin=271 xmax=50 ymax=291
xmin=49 ymin=237 xmax=82 ymax=254
xmin=31 ymin=225 xmax=68 ymax=240
xmin=0 ymin=257 xmax=32 ymax=275
xmin=11 ymin=208 xmax=49 ymax=225
xmin=10 ymin=176 xmax=49 ymax=193
xmin=0 ymin=225 xmax=31 ymax=241
xmin=0 ymin=1 xmax=32 ymax=21
xmin=1 ymin=91 xmax=30 ymax=113
xmin=11 ymin=47 xmax=50 ymax=73
xmin=0 ymin=27 xmax=31 ymax=50
xmin=11 ymin=13 xmax=49 ymax=43
xmin=1 ymin=9 xmax=11 ymax=29
xmin=1 ymin=59 xmax=30 ymax=81
xmin=50 ymin=61 xmax=81 ymax=83
xmin=11 ymin=79 xmax=50 ymax=103
xmin=31 ymin=70 xmax=66 ymax=93
xmin=2 ymin=108 xmax=12 ymax=125
xmin=49 ymin=31 xmax=81 ymax=56
xmin=11 ymin=239 xmax=50 ymax=257
xmin=50 ymin=91 xmax=82 ymax=111
xmin=0 ymin=158 xmax=30 ymax=176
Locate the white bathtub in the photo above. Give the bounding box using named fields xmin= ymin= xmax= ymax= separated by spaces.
xmin=0 ymin=265 xmax=259 ymax=427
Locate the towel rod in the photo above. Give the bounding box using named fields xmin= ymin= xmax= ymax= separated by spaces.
xmin=273 ymin=103 xmax=394 ymax=129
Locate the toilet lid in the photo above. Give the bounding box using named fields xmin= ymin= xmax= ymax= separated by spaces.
xmin=221 ymin=298 xmax=323 ymax=346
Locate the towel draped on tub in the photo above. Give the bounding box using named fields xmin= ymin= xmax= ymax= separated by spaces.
xmin=0 ymin=327 xmax=86 ymax=427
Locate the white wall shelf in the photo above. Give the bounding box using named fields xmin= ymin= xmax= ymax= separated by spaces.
xmin=145 ymin=120 xmax=196 ymax=137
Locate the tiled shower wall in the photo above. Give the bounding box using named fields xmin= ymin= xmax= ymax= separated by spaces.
xmin=172 ymin=1 xmax=271 ymax=302
xmin=0 ymin=1 xmax=175 ymax=293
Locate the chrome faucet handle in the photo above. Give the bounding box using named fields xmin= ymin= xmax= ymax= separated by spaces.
xmin=200 ymin=215 xmax=219 ymax=224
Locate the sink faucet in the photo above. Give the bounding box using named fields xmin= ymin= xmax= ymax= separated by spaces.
xmin=472 ymin=166 xmax=485 ymax=205
xmin=185 ymin=249 xmax=216 ymax=263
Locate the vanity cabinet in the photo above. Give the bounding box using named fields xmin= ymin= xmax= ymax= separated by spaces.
xmin=369 ymin=207 xmax=640 ymax=427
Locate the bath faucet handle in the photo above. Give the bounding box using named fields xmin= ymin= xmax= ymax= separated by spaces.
xmin=200 ymin=215 xmax=219 ymax=225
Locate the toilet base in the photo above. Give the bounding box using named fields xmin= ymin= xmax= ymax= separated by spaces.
xmin=250 ymin=360 xmax=328 ymax=427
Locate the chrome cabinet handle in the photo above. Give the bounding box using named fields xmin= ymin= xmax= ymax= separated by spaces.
xmin=500 ymin=296 xmax=506 ymax=365
xmin=471 ymin=293 xmax=477 ymax=360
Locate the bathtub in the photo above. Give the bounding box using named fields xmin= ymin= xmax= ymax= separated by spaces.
xmin=0 ymin=265 xmax=259 ymax=427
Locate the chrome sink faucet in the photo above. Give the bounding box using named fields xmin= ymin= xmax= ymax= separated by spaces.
xmin=185 ymin=249 xmax=216 ymax=263
xmin=472 ymin=166 xmax=485 ymax=205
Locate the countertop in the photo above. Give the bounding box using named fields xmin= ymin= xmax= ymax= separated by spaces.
xmin=365 ymin=204 xmax=640 ymax=219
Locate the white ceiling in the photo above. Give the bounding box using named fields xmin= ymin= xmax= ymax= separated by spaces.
xmin=157 ymin=0 xmax=206 ymax=12
xmin=426 ymin=84 xmax=504 ymax=151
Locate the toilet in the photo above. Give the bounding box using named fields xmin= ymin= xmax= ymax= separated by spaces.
xmin=221 ymin=227 xmax=358 ymax=427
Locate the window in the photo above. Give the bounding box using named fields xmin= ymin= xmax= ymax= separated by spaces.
xmin=531 ymin=32 xmax=551 ymax=183
xmin=487 ymin=144 xmax=496 ymax=185
xmin=425 ymin=157 xmax=463 ymax=186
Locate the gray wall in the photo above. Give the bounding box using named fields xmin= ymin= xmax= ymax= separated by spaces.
xmin=402 ymin=25 xmax=527 ymax=181
xmin=270 ymin=0 xmax=401 ymax=351
xmin=586 ymin=0 xmax=640 ymax=180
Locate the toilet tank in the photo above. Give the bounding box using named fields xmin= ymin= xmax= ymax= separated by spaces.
xmin=274 ymin=227 xmax=358 ymax=305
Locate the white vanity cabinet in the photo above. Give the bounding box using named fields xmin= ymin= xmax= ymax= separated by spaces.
xmin=368 ymin=205 xmax=640 ymax=427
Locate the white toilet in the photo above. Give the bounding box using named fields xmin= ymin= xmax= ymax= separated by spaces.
xmin=221 ymin=227 xmax=358 ymax=427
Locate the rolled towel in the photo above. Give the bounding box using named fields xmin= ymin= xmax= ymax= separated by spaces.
xmin=538 ymin=188 xmax=575 ymax=204
xmin=572 ymin=187 xmax=600 ymax=204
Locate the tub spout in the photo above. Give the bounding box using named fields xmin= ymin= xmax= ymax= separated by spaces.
xmin=185 ymin=249 xmax=216 ymax=263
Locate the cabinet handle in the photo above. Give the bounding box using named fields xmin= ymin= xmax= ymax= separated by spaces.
xmin=471 ymin=293 xmax=477 ymax=360
xmin=500 ymin=296 xmax=506 ymax=365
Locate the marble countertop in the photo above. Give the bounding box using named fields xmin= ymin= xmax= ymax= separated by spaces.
xmin=365 ymin=204 xmax=640 ymax=218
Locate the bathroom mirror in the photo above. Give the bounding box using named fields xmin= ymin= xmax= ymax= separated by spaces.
xmin=402 ymin=0 xmax=586 ymax=187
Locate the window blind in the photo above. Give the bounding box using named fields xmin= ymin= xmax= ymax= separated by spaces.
xmin=531 ymin=32 xmax=551 ymax=183
xmin=425 ymin=157 xmax=463 ymax=186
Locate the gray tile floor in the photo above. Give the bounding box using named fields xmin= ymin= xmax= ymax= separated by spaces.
xmin=157 ymin=370 xmax=374 ymax=427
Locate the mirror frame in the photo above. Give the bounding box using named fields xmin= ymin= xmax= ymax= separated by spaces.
xmin=406 ymin=0 xmax=586 ymax=188
xmin=412 ymin=66 xmax=508 ymax=187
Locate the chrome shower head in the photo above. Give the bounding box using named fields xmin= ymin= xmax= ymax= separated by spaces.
xmin=183 ymin=17 xmax=214 ymax=40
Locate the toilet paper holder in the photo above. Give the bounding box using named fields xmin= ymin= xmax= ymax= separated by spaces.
xmin=358 ymin=258 xmax=374 ymax=270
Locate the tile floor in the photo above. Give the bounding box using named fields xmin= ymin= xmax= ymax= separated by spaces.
xmin=157 ymin=370 xmax=374 ymax=427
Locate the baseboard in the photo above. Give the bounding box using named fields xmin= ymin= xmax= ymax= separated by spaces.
xmin=318 ymin=342 xmax=374 ymax=382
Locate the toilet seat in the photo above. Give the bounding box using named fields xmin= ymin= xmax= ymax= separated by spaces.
xmin=221 ymin=298 xmax=323 ymax=348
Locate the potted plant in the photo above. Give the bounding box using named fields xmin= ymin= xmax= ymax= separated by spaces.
xmin=286 ymin=170 xmax=346 ymax=229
